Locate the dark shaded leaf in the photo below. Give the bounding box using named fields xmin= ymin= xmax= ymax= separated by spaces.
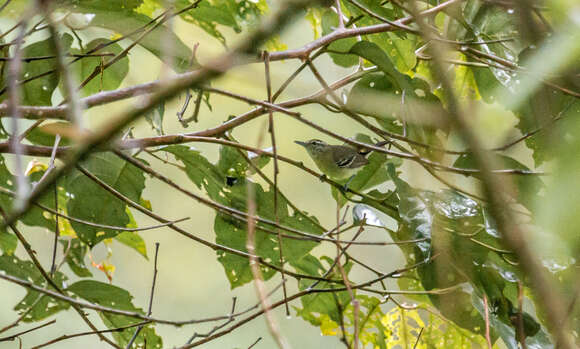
xmin=67 ymin=280 xmax=162 ymax=348
xmin=453 ymin=154 xmax=543 ymax=212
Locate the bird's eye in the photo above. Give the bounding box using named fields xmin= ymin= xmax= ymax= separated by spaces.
xmin=310 ymin=139 xmax=324 ymax=146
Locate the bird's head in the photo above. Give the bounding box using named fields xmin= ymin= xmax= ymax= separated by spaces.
xmin=294 ymin=139 xmax=328 ymax=156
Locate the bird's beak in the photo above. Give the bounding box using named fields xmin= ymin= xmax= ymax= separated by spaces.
xmin=294 ymin=140 xmax=307 ymax=147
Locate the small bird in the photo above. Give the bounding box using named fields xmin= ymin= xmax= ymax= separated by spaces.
xmin=295 ymin=139 xmax=370 ymax=180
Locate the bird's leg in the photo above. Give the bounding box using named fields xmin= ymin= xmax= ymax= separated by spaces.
xmin=342 ymin=175 xmax=356 ymax=192
xmin=319 ymin=173 xmax=328 ymax=182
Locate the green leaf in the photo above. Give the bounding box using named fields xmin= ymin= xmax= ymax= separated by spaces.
xmin=0 ymin=228 xmax=17 ymax=255
xmin=116 ymin=231 xmax=148 ymax=259
xmin=3 ymin=34 xmax=73 ymax=106
xmin=347 ymin=73 xmax=403 ymax=133
xmin=453 ymin=154 xmax=544 ymax=212
xmin=65 ymin=152 xmax=146 ymax=246
xmin=67 ymin=280 xmax=162 ymax=348
xmin=294 ymin=255 xmax=352 ymax=325
xmin=387 ymin=165 xmax=547 ymax=340
xmin=69 ymin=38 xmax=129 ymax=97
xmin=176 ymin=0 xmax=267 ymax=46
xmin=349 ymin=41 xmax=409 ymax=90
xmin=0 ymin=156 xmax=56 ymax=231
xmin=322 ymin=9 xmax=358 ymax=67
xmin=513 ymin=83 xmax=579 ymax=166
xmin=62 ymin=238 xmax=92 ymax=277
xmin=57 ymin=0 xmax=192 ymax=73
xmin=447 ymin=0 xmax=523 ymax=103
xmin=0 ymin=255 xmax=70 ymax=322
xmin=164 ymin=145 xmax=323 ymax=288
xmin=342 ymin=1 xmax=416 ymax=72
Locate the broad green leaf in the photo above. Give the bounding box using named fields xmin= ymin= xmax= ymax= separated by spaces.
xmin=65 ymin=152 xmax=146 ymax=246
xmin=513 ymin=81 xmax=579 ymax=166
xmin=349 ymin=41 xmax=409 ymax=89
xmin=346 ymin=63 xmax=448 ymax=160
xmin=69 ymin=38 xmax=129 ymax=97
xmin=165 ymin=145 xmax=323 ymax=288
xmin=114 ymin=208 xmax=148 ymax=259
xmin=342 ymin=1 xmax=416 ymax=72
xmin=1 ymin=34 xmax=73 ymax=106
xmin=116 ymin=232 xmax=148 ymax=259
xmin=0 ymin=255 xmax=70 ymax=322
xmin=321 ymin=9 xmax=358 ymax=67
xmin=56 ymin=0 xmax=191 ymax=72
xmin=294 ymin=255 xmax=352 ymax=325
xmin=387 ymin=164 xmax=545 ymax=341
xmin=347 ymin=73 xmax=404 ymax=134
xmin=67 ymin=280 xmax=162 ymax=348
xmin=447 ymin=0 xmax=523 ymax=103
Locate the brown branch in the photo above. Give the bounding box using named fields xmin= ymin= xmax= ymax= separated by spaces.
xmin=267 ymin=0 xmax=461 ymax=61
xmin=30 ymin=321 xmax=151 ymax=349
xmin=0 ymin=0 xmax=318 ymax=234
xmin=0 ymin=320 xmax=56 ymax=342
xmin=125 ymin=243 xmax=160 ymax=349
xmin=75 ymin=162 xmax=343 ymax=283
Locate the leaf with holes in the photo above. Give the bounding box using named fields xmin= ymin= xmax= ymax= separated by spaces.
xmin=67 ymin=280 xmax=162 ymax=348
xmin=65 ymin=152 xmax=146 ymax=247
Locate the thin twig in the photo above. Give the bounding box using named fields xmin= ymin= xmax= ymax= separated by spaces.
xmin=246 ymin=171 xmax=290 ymax=349
xmin=263 ymin=51 xmax=289 ymax=317
xmin=31 ymin=321 xmax=151 ymax=349
xmin=247 ymin=337 xmax=263 ymax=349
xmin=412 ymin=327 xmax=424 ymax=349
xmin=0 ymin=320 xmax=56 ymax=342
xmin=125 ymin=243 xmax=160 ymax=349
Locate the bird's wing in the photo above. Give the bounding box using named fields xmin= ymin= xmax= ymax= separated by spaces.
xmin=333 ymin=146 xmax=369 ymax=169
